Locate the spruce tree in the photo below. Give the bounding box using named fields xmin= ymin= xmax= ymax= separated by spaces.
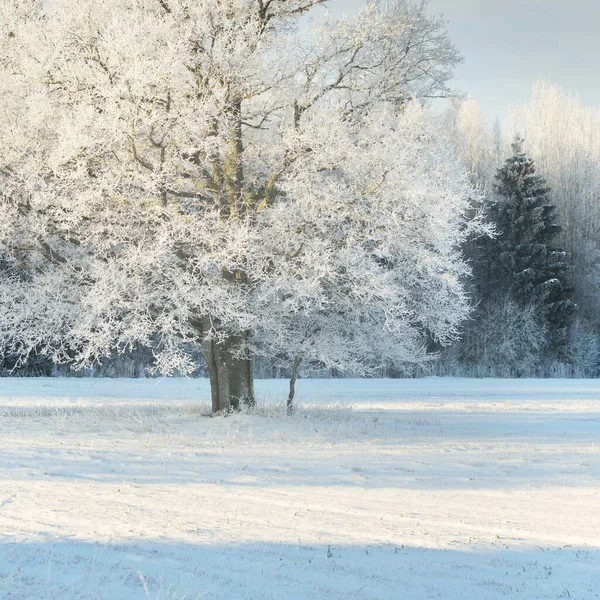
xmin=476 ymin=137 xmax=575 ymax=353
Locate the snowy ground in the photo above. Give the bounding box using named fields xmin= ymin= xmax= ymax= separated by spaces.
xmin=0 ymin=377 xmax=599 ymax=599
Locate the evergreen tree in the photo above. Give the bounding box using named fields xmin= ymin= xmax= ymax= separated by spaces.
xmin=476 ymin=137 xmax=576 ymax=353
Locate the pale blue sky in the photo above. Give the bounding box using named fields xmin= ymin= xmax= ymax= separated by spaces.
xmin=324 ymin=0 xmax=600 ymax=122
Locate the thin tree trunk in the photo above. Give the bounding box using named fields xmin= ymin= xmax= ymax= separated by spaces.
xmin=287 ymin=357 xmax=302 ymax=415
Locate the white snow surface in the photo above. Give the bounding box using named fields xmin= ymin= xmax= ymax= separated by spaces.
xmin=0 ymin=377 xmax=599 ymax=599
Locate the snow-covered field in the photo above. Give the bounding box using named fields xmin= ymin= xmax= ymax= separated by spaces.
xmin=0 ymin=377 xmax=599 ymax=599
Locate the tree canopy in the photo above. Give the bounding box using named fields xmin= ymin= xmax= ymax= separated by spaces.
xmin=0 ymin=0 xmax=479 ymax=411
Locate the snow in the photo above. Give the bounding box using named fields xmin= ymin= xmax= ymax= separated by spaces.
xmin=0 ymin=377 xmax=599 ymax=599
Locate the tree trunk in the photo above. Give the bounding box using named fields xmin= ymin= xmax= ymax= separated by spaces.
xmin=200 ymin=96 xmax=256 ymax=414
xmin=200 ymin=317 xmax=255 ymax=414
xmin=287 ymin=357 xmax=302 ymax=415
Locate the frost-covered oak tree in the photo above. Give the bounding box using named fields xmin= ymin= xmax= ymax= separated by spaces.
xmin=0 ymin=0 xmax=479 ymax=412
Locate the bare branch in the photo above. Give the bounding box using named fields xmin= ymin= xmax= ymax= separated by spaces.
xmin=157 ymin=0 xmax=171 ymax=14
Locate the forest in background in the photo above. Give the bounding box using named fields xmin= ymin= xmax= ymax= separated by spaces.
xmin=435 ymin=80 xmax=600 ymax=378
